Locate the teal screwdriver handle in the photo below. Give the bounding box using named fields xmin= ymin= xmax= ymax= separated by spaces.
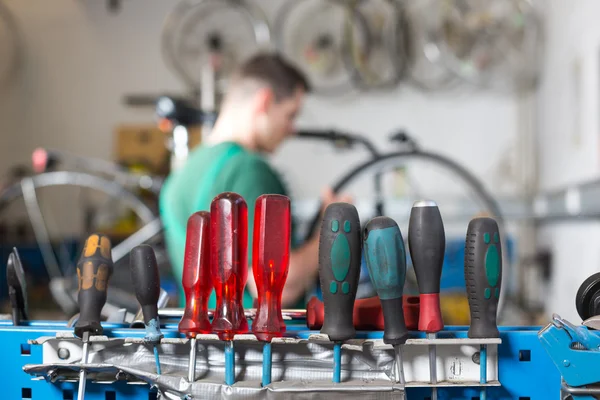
xmin=464 ymin=217 xmax=502 ymax=338
xmin=363 ymin=217 xmax=408 ymax=345
xmin=319 ymin=202 xmax=362 ymax=342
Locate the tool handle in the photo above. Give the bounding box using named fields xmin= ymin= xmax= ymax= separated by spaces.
xmin=307 ymin=296 xmax=384 ymax=330
xmin=74 ymin=234 xmax=113 ymax=338
xmin=180 ymin=211 xmax=213 ymax=336
xmin=6 ymin=249 xmax=28 ymax=324
xmin=464 ymin=217 xmax=502 ymax=338
xmin=363 ymin=217 xmax=408 ymax=345
xmin=130 ymin=245 xmax=162 ymax=341
xmin=319 ymin=202 xmax=361 ymax=342
xmin=252 ymin=194 xmax=291 ymax=342
xmin=408 ymin=201 xmax=445 ymax=333
xmin=210 ymin=192 xmax=249 ymax=340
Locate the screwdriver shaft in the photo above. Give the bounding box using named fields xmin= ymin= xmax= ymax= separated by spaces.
xmin=427 ymin=332 xmax=437 ymax=400
xmin=333 ymin=343 xmax=342 ymax=383
xmin=225 ymin=341 xmax=235 ymax=385
xmin=480 ymin=344 xmax=487 ymax=400
xmin=153 ymin=345 xmax=161 ymax=375
xmin=262 ymin=343 xmax=272 ymax=387
xmin=77 ymin=332 xmax=90 ymax=400
xmin=188 ymin=337 xmax=197 ymax=382
xmin=394 ymin=345 xmax=405 ymax=384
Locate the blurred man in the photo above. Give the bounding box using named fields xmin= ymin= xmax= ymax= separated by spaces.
xmin=160 ymin=53 xmax=350 ymax=309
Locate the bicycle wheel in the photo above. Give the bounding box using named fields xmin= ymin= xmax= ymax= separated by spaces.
xmin=302 ymin=150 xmax=510 ymax=324
xmin=161 ymin=0 xmax=271 ymax=93
xmin=274 ymin=0 xmax=369 ymax=96
xmin=0 ymin=171 xmax=163 ymax=317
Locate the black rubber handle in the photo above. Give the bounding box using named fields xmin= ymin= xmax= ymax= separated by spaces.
xmin=464 ymin=217 xmax=502 ymax=338
xmin=363 ymin=217 xmax=408 ymax=345
xmin=130 ymin=245 xmax=161 ymax=326
xmin=408 ymin=201 xmax=445 ymax=294
xmin=6 ymin=248 xmax=27 ymax=325
xmin=74 ymin=234 xmax=113 ymax=338
xmin=319 ymin=202 xmax=362 ymax=342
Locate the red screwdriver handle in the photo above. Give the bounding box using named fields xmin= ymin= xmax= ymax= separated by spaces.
xmin=210 ymin=192 xmax=249 ymax=340
xmin=251 ymin=194 xmax=291 ymax=342
xmin=179 ymin=211 xmax=213 ymax=336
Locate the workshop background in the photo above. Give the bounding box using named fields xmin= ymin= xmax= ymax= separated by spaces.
xmin=0 ymin=0 xmax=597 ymax=326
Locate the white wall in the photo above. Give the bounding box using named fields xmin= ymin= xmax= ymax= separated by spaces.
xmin=536 ymin=0 xmax=600 ymax=321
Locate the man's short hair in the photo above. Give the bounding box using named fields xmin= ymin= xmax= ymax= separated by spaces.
xmin=228 ymin=53 xmax=310 ymax=102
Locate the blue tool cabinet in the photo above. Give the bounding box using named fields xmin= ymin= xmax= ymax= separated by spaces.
xmin=0 ymin=319 xmax=560 ymax=400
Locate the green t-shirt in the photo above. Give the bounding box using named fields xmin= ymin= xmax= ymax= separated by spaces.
xmin=159 ymin=141 xmax=294 ymax=309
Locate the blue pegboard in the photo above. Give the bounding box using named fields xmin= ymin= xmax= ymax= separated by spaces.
xmin=0 ymin=320 xmax=559 ymax=400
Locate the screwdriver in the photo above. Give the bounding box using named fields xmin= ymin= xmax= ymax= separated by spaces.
xmin=251 ymin=194 xmax=291 ymax=386
xmin=6 ymin=248 xmax=28 ymax=326
xmin=130 ymin=244 xmax=163 ymax=375
xmin=74 ymin=234 xmax=113 ymax=400
xmin=319 ymin=202 xmax=361 ymax=383
xmin=363 ymin=216 xmax=409 ymax=384
xmin=179 ymin=211 xmax=212 ymax=382
xmin=408 ymin=200 xmax=445 ymax=400
xmin=464 ymin=217 xmax=502 ymax=400
xmin=211 ymin=192 xmax=249 ymax=385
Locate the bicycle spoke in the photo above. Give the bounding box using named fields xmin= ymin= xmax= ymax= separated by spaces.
xmin=111 ymin=217 xmax=163 ymax=265
xmin=20 ymin=178 xmax=63 ymax=279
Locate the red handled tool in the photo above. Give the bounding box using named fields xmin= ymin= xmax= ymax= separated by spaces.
xmin=251 ymin=194 xmax=291 ymax=386
xmin=211 ymin=192 xmax=249 ymax=385
xmin=179 ymin=211 xmax=212 ymax=382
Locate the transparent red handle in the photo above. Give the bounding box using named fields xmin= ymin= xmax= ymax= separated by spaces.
xmin=251 ymin=194 xmax=291 ymax=342
xmin=179 ymin=211 xmax=212 ymax=336
xmin=210 ymin=192 xmax=249 ymax=340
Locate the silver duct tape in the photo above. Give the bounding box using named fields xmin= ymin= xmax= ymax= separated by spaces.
xmin=23 ymin=336 xmax=498 ymax=398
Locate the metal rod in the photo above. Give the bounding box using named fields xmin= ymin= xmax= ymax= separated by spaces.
xmin=333 ymin=343 xmax=341 ymax=383
xmin=157 ymin=308 xmax=307 ymax=320
xmin=262 ymin=342 xmax=272 ymax=387
xmin=427 ymin=332 xmax=437 ymax=400
xmin=394 ymin=345 xmax=405 ymax=384
xmin=153 ymin=345 xmax=161 ymax=375
xmin=77 ymin=332 xmax=90 ymax=400
xmin=224 ymin=341 xmax=235 ymax=385
xmin=188 ymin=337 xmax=197 ymax=382
xmin=480 ymin=344 xmax=487 ymax=400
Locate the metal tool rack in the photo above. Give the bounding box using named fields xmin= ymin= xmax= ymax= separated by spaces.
xmin=3 ymin=319 xmax=558 ymax=399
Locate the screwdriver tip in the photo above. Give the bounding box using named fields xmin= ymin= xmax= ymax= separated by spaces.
xmin=412 ymin=200 xmax=438 ymax=208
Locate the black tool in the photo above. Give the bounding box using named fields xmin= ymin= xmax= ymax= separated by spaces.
xmin=464 ymin=217 xmax=502 ymax=400
xmin=318 ymin=202 xmax=361 ymax=383
xmin=74 ymin=234 xmax=114 ymax=400
xmin=464 ymin=217 xmax=503 ymax=338
xmin=6 ymin=248 xmax=28 ymax=325
xmin=576 ymin=272 xmax=600 ymax=321
xmin=363 ymin=216 xmax=408 ymax=384
xmin=408 ymin=200 xmax=445 ymax=400
xmin=130 ymin=244 xmax=163 ymax=374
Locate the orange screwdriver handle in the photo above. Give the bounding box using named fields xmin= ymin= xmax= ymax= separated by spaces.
xmin=210 ymin=192 xmax=249 ymax=340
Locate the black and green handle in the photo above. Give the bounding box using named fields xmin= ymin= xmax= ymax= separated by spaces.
xmin=319 ymin=202 xmax=362 ymax=342
xmin=74 ymin=234 xmax=113 ymax=338
xmin=464 ymin=217 xmax=502 ymax=338
xmin=363 ymin=217 xmax=408 ymax=345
